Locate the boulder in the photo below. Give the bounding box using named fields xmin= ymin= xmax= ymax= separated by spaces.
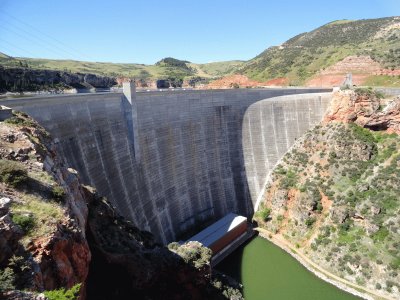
xmin=365 ymin=222 xmax=380 ymax=235
xmin=330 ymin=206 xmax=349 ymax=223
xmin=0 ymin=197 xmax=12 ymax=216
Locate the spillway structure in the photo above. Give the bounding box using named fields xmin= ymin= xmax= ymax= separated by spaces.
xmin=0 ymin=85 xmax=331 ymax=243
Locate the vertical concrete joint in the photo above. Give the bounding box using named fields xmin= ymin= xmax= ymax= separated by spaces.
xmin=123 ymin=81 xmax=141 ymax=162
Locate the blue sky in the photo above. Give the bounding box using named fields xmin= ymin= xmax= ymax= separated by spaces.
xmin=0 ymin=0 xmax=399 ymax=64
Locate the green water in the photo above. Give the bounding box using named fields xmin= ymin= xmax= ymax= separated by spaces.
xmin=216 ymin=236 xmax=359 ymax=300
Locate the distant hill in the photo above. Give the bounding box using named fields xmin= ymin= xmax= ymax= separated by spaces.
xmin=0 ymin=52 xmax=244 ymax=83
xmin=1 ymin=16 xmax=399 ymax=91
xmin=239 ymin=16 xmax=400 ymax=86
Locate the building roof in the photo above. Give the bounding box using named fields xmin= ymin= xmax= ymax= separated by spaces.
xmin=187 ymin=213 xmax=247 ymax=248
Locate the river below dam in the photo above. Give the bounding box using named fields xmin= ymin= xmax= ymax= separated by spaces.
xmin=216 ymin=236 xmax=359 ymax=300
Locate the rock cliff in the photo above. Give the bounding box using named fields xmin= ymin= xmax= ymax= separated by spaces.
xmin=325 ymin=88 xmax=400 ymax=133
xmin=0 ymin=67 xmax=117 ymax=93
xmin=0 ymin=111 xmax=91 ymax=298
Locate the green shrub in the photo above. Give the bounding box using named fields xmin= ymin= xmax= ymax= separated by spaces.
xmin=348 ymin=123 xmax=377 ymax=145
xmin=12 ymin=213 xmax=35 ymax=233
xmin=372 ymin=227 xmax=389 ymax=243
xmin=4 ymin=111 xmax=36 ymax=127
xmin=171 ymin=242 xmax=212 ymax=269
xmin=52 ymin=185 xmax=66 ymax=202
xmin=354 ymin=87 xmax=385 ymax=99
xmin=257 ymin=208 xmax=272 ymax=221
xmin=0 ymin=160 xmax=28 ymax=187
xmin=0 ymin=267 xmax=15 ymax=291
xmin=280 ymin=169 xmax=298 ymax=189
xmin=305 ymin=217 xmax=316 ymax=228
xmin=389 ymin=258 xmax=400 ymax=270
xmin=44 ymin=283 xmax=81 ymax=300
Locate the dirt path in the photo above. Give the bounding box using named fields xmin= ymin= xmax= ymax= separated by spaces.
xmin=255 ymin=227 xmax=395 ymax=300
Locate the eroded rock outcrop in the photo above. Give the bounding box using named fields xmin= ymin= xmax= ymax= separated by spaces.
xmin=0 ymin=67 xmax=117 ymax=92
xmin=324 ymin=89 xmax=400 ymax=134
xmin=0 ymin=111 xmax=91 ymax=298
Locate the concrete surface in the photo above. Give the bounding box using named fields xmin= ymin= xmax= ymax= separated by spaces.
xmin=0 ymin=88 xmax=331 ymax=243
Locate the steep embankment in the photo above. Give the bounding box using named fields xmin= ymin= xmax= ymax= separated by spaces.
xmin=0 ymin=111 xmax=91 ymax=298
xmin=0 ymin=111 xmax=243 ymax=300
xmin=235 ymin=16 xmax=400 ymax=87
xmin=256 ymin=89 xmax=400 ymax=299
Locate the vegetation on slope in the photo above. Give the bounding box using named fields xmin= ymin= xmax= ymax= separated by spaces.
xmin=240 ymin=17 xmax=400 ymax=85
xmin=255 ymin=90 xmax=400 ymax=298
xmin=1 ymin=16 xmax=399 ymax=89
xmin=0 ymin=52 xmax=243 ymax=84
xmin=0 ymin=111 xmax=78 ymax=296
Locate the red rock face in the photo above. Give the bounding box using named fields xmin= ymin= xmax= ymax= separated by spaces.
xmin=307 ymin=56 xmax=400 ymax=87
xmin=365 ymin=99 xmax=400 ymax=134
xmin=0 ymin=116 xmax=92 ymax=299
xmin=324 ymin=90 xmax=379 ymax=123
xmin=320 ymin=56 xmax=383 ymax=75
xmin=324 ymin=90 xmax=400 ymax=134
xmin=30 ymin=230 xmax=90 ymax=292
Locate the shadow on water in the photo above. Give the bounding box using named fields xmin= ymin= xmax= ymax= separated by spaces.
xmin=214 ymin=235 xmax=257 ymax=286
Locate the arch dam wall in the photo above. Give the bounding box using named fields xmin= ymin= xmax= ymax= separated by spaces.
xmin=0 ymin=87 xmax=331 ymax=243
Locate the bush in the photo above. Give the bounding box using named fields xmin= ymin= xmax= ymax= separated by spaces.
xmin=0 ymin=267 xmax=15 ymax=291
xmin=0 ymin=160 xmax=28 ymax=187
xmin=305 ymin=217 xmax=316 ymax=228
xmin=44 ymin=283 xmax=81 ymax=300
xmin=52 ymin=185 xmax=66 ymax=202
xmin=354 ymin=87 xmax=385 ymax=99
xmin=12 ymin=213 xmax=35 ymax=233
xmin=372 ymin=227 xmax=389 ymax=243
xmin=257 ymin=208 xmax=272 ymax=221
xmin=170 ymin=242 xmax=212 ymax=269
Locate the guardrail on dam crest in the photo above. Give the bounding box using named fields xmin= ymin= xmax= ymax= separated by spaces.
xmin=0 ymin=87 xmax=331 ymax=243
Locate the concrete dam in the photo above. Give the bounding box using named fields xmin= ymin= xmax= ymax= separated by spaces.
xmin=0 ymin=85 xmax=331 ymax=243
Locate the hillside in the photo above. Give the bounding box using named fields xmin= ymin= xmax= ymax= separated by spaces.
xmin=0 ymin=52 xmax=243 ymax=86
xmin=1 ymin=16 xmax=400 ymax=91
xmin=255 ymin=89 xmax=400 ymax=299
xmin=239 ymin=16 xmax=400 ymax=86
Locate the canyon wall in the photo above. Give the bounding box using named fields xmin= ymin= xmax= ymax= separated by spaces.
xmin=0 ymin=87 xmax=331 ymax=243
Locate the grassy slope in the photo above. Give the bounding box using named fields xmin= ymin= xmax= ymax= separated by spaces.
xmin=191 ymin=60 xmax=244 ymax=77
xmin=239 ymin=17 xmax=400 ymax=85
xmin=0 ymin=52 xmax=244 ymax=81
